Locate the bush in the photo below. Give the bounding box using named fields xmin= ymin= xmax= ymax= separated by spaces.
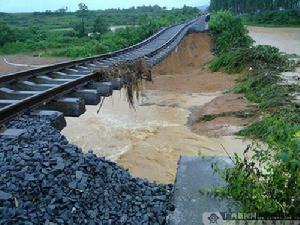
xmin=47 ymin=41 xmax=108 ymax=58
xmin=239 ymin=107 xmax=300 ymax=146
xmin=0 ymin=22 xmax=16 ymax=46
xmin=210 ymin=45 xmax=290 ymax=73
xmin=216 ymin=137 xmax=300 ymax=215
xmin=209 ymin=11 xmax=253 ymax=53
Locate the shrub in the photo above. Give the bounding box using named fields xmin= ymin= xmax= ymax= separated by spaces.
xmin=209 ymin=11 xmax=253 ymax=53
xmin=216 ymin=137 xmax=300 ymax=215
xmin=210 ymin=45 xmax=290 ymax=73
xmin=0 ymin=21 xmax=16 ymax=46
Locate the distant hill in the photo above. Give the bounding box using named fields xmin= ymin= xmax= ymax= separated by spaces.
xmin=198 ymin=5 xmax=209 ymax=12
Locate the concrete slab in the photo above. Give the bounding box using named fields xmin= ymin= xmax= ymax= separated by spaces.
xmin=68 ymin=89 xmax=101 ymax=105
xmin=110 ymin=78 xmax=123 ymax=90
xmin=42 ymin=97 xmax=86 ymax=117
xmin=87 ymin=82 xmax=113 ymax=97
xmin=32 ymin=110 xmax=66 ymax=130
xmin=168 ymin=156 xmax=238 ymax=225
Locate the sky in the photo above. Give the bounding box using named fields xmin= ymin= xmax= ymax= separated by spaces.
xmin=0 ymin=0 xmax=210 ymax=13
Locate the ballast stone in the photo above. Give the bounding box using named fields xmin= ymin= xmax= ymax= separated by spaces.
xmin=0 ymin=114 xmax=173 ymax=224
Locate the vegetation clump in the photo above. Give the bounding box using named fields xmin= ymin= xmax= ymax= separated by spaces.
xmin=209 ymin=11 xmax=300 ymax=216
xmin=95 ymin=58 xmax=151 ymax=109
xmin=208 ymin=11 xmax=253 ymax=53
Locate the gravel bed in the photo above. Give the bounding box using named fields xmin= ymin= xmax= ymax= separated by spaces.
xmin=0 ymin=115 xmax=173 ymax=224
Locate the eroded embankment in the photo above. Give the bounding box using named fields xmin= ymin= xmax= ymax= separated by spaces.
xmin=62 ymin=33 xmax=255 ymax=184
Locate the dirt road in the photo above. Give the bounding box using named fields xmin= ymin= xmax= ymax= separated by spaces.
xmin=0 ymin=54 xmax=68 ymax=75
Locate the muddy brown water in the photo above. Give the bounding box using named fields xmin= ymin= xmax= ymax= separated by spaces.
xmin=248 ymin=26 xmax=300 ymax=55
xmin=62 ymin=33 xmax=252 ymax=184
xmin=62 ymin=89 xmax=252 ymax=183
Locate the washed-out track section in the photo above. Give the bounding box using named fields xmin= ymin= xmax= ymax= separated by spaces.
xmin=0 ymin=17 xmax=206 ymax=224
xmin=0 ymin=17 xmax=205 ymax=127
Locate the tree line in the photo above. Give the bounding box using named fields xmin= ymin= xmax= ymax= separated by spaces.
xmin=209 ymin=0 xmax=300 ymax=13
xmin=0 ymin=5 xmax=199 ymax=57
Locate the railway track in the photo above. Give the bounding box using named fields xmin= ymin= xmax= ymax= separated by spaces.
xmin=0 ymin=16 xmax=204 ymax=125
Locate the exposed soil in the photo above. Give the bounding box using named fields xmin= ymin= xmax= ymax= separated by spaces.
xmin=188 ymin=94 xmax=256 ymax=136
xmin=148 ymin=33 xmax=236 ymax=93
xmin=0 ymin=54 xmax=68 ymax=75
xmin=146 ymin=33 xmax=253 ymax=135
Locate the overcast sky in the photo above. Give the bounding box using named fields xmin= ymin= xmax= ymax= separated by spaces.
xmin=0 ymin=0 xmax=210 ymax=13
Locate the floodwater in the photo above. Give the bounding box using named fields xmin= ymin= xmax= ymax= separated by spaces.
xmin=62 ymin=89 xmax=251 ymax=183
xmin=62 ymin=33 xmax=253 ymax=184
xmin=248 ymin=26 xmax=300 ymax=55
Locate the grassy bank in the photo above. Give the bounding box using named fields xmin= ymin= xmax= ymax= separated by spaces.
xmin=209 ymin=11 xmax=300 ymax=216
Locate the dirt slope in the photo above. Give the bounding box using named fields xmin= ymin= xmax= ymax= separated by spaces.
xmin=147 ymin=33 xmax=237 ymax=93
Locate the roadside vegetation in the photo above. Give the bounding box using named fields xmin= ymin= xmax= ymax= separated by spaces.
xmin=0 ymin=5 xmax=198 ymax=58
xmin=209 ymin=11 xmax=300 ymax=216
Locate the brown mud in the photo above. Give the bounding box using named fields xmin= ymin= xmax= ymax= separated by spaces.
xmin=148 ymin=33 xmax=236 ymax=93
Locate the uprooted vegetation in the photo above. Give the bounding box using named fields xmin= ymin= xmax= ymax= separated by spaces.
xmin=209 ymin=11 xmax=300 ymax=216
xmin=95 ymin=58 xmax=152 ymax=109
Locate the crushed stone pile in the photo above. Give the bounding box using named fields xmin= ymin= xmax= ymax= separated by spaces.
xmin=0 ymin=115 xmax=173 ymax=224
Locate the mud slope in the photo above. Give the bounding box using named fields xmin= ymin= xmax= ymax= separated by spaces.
xmin=147 ymin=33 xmax=236 ymax=93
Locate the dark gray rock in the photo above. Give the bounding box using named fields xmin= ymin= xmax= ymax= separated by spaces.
xmin=0 ymin=114 xmax=173 ymax=224
xmin=75 ymin=171 xmax=83 ymax=180
xmin=24 ymin=173 xmax=36 ymax=181
xmin=0 ymin=191 xmax=12 ymax=200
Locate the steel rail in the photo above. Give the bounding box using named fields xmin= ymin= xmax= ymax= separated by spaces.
xmin=0 ymin=17 xmax=200 ymax=124
xmin=0 ymin=21 xmax=187 ymax=84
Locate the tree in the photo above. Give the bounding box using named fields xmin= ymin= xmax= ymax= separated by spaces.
xmin=56 ymin=7 xmax=68 ymax=14
xmin=45 ymin=10 xmax=52 ymax=15
xmin=0 ymin=22 xmax=15 ymax=47
xmin=76 ymin=3 xmax=88 ymax=36
xmin=93 ymin=17 xmax=109 ymax=35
